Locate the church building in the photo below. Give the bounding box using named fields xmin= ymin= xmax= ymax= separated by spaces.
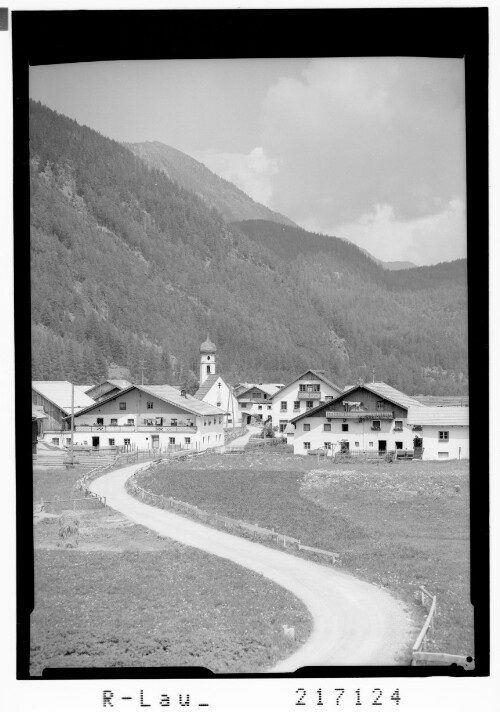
xmin=194 ymin=335 xmax=239 ymax=428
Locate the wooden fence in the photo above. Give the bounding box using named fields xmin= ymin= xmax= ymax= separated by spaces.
xmin=411 ymin=586 xmax=473 ymax=668
xmin=126 ymin=465 xmax=339 ymax=566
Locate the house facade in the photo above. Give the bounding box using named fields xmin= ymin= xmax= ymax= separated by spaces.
xmin=289 ymin=382 xmax=422 ymax=456
xmin=194 ymin=336 xmax=239 ymax=428
xmin=407 ymin=406 xmax=469 ymax=460
xmin=270 ymin=370 xmax=343 ymax=433
xmin=236 ymin=383 xmax=283 ymax=425
xmin=64 ymin=384 xmax=227 ymax=452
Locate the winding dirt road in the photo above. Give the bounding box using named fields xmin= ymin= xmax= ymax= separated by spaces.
xmin=91 ymin=463 xmax=415 ymax=671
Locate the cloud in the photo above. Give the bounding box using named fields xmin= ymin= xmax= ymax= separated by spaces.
xmin=260 ymin=57 xmax=466 ymax=262
xmin=192 ymin=146 xmax=280 ymax=206
xmin=301 ymin=197 xmax=466 ymax=265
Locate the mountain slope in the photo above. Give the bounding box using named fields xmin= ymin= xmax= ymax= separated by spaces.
xmin=125 ymin=140 xmax=296 ymax=227
xmin=29 ymin=101 xmax=468 ymax=395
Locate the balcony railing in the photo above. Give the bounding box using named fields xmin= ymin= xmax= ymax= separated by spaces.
xmin=325 ymin=411 xmax=394 ymax=419
xmin=74 ymin=424 xmax=197 ymax=433
xmin=298 ymin=391 xmax=321 ymax=400
xmin=137 ymin=425 xmax=196 ymax=433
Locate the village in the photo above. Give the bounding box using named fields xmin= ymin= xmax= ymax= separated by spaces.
xmin=32 ymin=334 xmax=469 ymax=463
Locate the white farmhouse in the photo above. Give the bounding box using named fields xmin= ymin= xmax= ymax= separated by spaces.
xmin=236 ymin=383 xmax=283 ymax=425
xmin=289 ymin=382 xmax=422 ymax=456
xmin=194 ymin=335 xmax=239 ymax=428
xmin=406 ymin=406 xmax=469 ymax=460
xmin=68 ymin=384 xmax=227 ymax=452
xmin=270 ymin=369 xmax=343 ymax=433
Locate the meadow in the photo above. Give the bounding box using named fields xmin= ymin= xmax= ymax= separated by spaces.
xmin=136 ymin=450 xmax=473 ymax=659
xmin=31 ymin=465 xmax=312 ymax=675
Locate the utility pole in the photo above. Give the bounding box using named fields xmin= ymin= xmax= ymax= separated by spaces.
xmin=69 ymin=383 xmax=75 ymax=467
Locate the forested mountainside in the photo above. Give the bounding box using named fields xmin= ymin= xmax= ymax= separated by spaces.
xmin=29 ymin=101 xmax=468 ymax=395
xmin=125 ymin=141 xmax=296 ymax=227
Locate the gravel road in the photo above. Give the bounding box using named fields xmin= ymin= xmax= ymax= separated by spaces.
xmin=91 ymin=463 xmax=415 ymax=671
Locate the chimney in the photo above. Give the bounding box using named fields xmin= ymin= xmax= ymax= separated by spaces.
xmin=180 ymin=389 xmax=187 ymax=398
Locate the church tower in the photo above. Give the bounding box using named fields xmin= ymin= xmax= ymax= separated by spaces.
xmin=199 ymin=334 xmax=217 ymax=385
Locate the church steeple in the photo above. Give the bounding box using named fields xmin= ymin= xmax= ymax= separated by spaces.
xmin=200 ymin=333 xmax=216 ymax=384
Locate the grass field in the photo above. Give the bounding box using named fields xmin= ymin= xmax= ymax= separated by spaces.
xmin=136 ymin=450 xmax=473 ymax=659
xmin=31 ymin=465 xmax=312 ymax=675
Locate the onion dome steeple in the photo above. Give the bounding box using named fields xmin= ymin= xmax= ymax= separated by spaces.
xmin=200 ymin=333 xmax=217 ymax=354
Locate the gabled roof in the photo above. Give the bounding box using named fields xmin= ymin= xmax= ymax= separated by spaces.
xmin=289 ymin=381 xmax=421 ymax=424
xmin=237 ymin=383 xmax=282 ymax=399
xmin=75 ymin=384 xmax=94 ymax=392
xmin=107 ymin=379 xmax=132 ymax=389
xmin=72 ymin=384 xmax=228 ymax=419
xmin=407 ymin=406 xmax=469 ymax=426
xmin=32 ymin=381 xmax=96 ymax=415
xmin=271 ymin=369 xmax=342 ymax=400
xmin=355 ymin=382 xmax=423 ymax=410
xmin=194 ymin=374 xmax=219 ymax=400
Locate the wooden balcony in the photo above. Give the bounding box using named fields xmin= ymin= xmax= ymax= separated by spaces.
xmin=74 ymin=424 xmax=197 ymax=433
xmin=298 ymin=391 xmax=321 ymax=400
xmin=325 ymin=411 xmax=394 ymax=419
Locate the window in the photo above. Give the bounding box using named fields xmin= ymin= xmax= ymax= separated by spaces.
xmin=124 ymin=438 xmax=130 ymax=445
xmin=306 ymin=400 xmax=314 ymax=409
xmin=279 ymin=421 xmax=287 ymax=432
xmin=324 ymin=423 xmax=331 ymax=431
xmin=394 ymin=420 xmax=403 ymax=431
xmin=185 ymin=437 xmax=191 ymax=445
xmin=395 ymin=441 xmax=403 ymax=449
xmin=169 ymin=437 xmax=176 ymax=445
xmin=267 ymin=405 xmax=271 ymax=410
xmin=108 ymin=438 xmax=115 ymax=446
xmin=52 ymin=438 xmax=59 ymax=446
xmin=119 ymin=402 xmax=126 ymax=410
xmin=252 ymin=391 xmax=261 ymax=399
xmin=439 ymin=431 xmax=449 ymax=441
xmin=324 ymin=442 xmax=332 ymax=449
xmin=369 ymin=442 xmax=373 ymax=447
xmin=110 ymin=418 xmax=118 ymax=425
xmin=127 ymin=418 xmax=135 ymax=425
xmin=438 ymin=452 xmax=449 ymax=458
xmin=171 ymin=419 xmax=177 ymax=427
xmin=342 ymin=423 xmax=349 ymax=432
xmin=293 ymin=401 xmax=300 ymax=410
xmin=376 ymin=401 xmax=385 ymax=411
xmin=280 ymin=401 xmax=287 ymax=411
xmin=66 ymin=438 xmax=71 ymax=445
xmin=313 ymin=384 xmax=320 ymax=392
xmin=325 ymin=395 xmax=334 ymax=401
xmin=217 ymin=401 xmax=221 ymax=407
xmin=206 ymin=365 xmax=211 ymax=374
xmin=304 ymin=423 xmax=310 ymax=431
xmin=147 ymin=401 xmax=154 ymax=409
xmin=355 ymin=441 xmax=360 ymax=447
xmin=258 ymin=405 xmax=262 ymax=410
xmin=204 ymin=421 xmax=207 ymax=426
xmin=303 ymin=442 xmax=311 ymax=450
xmin=372 ymin=420 xmax=381 ymax=430
xmin=96 ymin=417 xmax=104 ymax=425
xmin=240 ymin=402 xmax=248 ymax=408
xmin=299 ymin=384 xmax=306 ymax=392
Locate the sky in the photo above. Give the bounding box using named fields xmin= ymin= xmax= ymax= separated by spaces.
xmin=30 ymin=57 xmax=466 ymax=266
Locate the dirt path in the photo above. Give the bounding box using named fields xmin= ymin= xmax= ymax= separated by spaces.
xmin=91 ymin=463 xmax=415 ymax=670
xmin=221 ymin=424 xmax=261 ymax=451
